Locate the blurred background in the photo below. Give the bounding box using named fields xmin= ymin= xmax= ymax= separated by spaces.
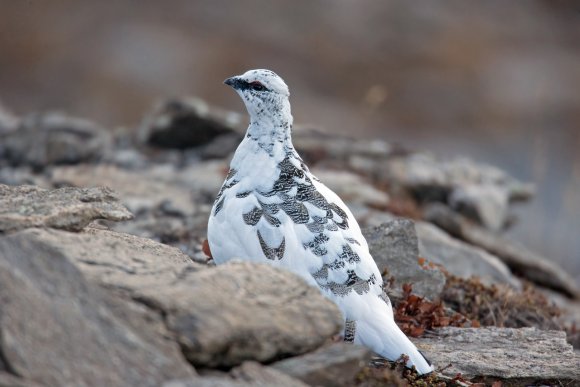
xmin=1 ymin=0 xmax=579 ymax=282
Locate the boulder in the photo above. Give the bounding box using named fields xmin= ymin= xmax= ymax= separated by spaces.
xmin=136 ymin=261 xmax=344 ymax=368
xmin=424 ymin=203 xmax=580 ymax=298
xmin=383 ymin=154 xmax=534 ymax=231
xmin=139 ymin=98 xmax=242 ymax=150
xmin=50 ymin=161 xmax=225 ymax=255
xmin=51 ymin=164 xmax=199 ymax=216
xmin=0 ymin=167 xmax=45 ymax=187
xmin=416 ymin=327 xmax=580 ymax=384
xmin=359 ymin=209 xmax=520 ymax=289
xmin=448 ymin=183 xmax=509 ymax=232
xmin=415 ymin=221 xmax=520 ymax=288
xmin=46 ymin=227 xmax=198 ymax=289
xmin=363 ymin=220 xmax=446 ymax=300
xmin=22 ymin=228 xmax=343 ymax=368
xmin=0 ymin=112 xmax=111 ymax=169
xmin=51 ymin=160 xmax=226 ymax=216
xmin=0 ymin=229 xmax=196 ymax=387
xmin=0 ymin=184 xmax=132 ymax=232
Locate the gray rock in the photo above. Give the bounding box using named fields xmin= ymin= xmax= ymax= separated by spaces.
xmin=539 ymin=287 xmax=580 ymax=349
xmin=0 ymin=102 xmax=18 ymax=134
xmin=448 ymin=183 xmax=509 ymax=232
xmin=0 ymin=184 xmax=132 ymax=232
xmin=42 ymin=227 xmax=199 ymax=289
xmin=384 ymin=154 xmax=534 ymax=231
xmin=350 ymin=207 xmax=397 ymax=229
xmin=311 ymin=169 xmax=389 ymax=208
xmin=228 ymin=363 xmax=309 ymax=387
xmin=0 ymin=229 xmax=196 ymax=387
xmin=106 ymin=148 xmax=149 ymax=169
xmin=292 ymin=127 xmax=393 ymax=165
xmin=540 ymin=287 xmax=580 ymax=327
xmin=52 ymin=164 xmax=198 ymax=216
xmin=165 ymin=362 xmax=309 ymax=387
xmin=200 ymin=133 xmax=244 ymax=160
xmin=0 ymin=112 xmax=111 ymax=169
xmin=425 ymin=203 xmax=580 ymax=298
xmin=363 ymin=220 xmax=446 ymax=300
xmin=50 ymin=162 xmax=224 ymax=247
xmin=0 ymin=373 xmax=41 ymax=387
xmin=0 ymin=167 xmax=45 ymax=187
xmin=358 ymin=210 xmax=519 ymax=288
xmin=176 ymin=160 xmax=230 ymax=199
xmin=27 ymin=227 xmax=342 ymax=368
xmin=272 ymin=342 xmax=372 ymax=387
xmin=151 ymin=261 xmax=343 ymax=368
xmin=52 ymin=160 xmax=226 ymax=217
xmin=139 ymin=98 xmax=241 ymax=150
xmin=416 ymin=327 xmax=580 ymax=383
xmin=415 ymin=221 xmax=520 ymax=288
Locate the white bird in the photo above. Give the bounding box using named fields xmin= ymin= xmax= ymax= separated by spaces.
xmin=207 ymin=69 xmax=433 ymax=374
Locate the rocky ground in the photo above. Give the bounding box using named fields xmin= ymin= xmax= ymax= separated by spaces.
xmin=0 ymin=100 xmax=579 ymax=386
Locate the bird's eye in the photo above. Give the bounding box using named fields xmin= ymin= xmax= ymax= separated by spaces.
xmin=249 ymin=81 xmax=265 ymax=91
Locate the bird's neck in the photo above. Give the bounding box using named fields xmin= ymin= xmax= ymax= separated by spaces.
xmin=245 ymin=98 xmax=294 ymax=156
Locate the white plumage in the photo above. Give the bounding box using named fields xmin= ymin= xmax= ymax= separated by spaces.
xmin=207 ymin=69 xmax=433 ymax=374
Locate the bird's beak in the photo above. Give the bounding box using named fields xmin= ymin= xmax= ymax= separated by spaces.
xmin=224 ymin=76 xmax=241 ymax=89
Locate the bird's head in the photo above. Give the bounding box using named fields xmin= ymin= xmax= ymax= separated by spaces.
xmin=224 ymin=69 xmax=291 ymax=127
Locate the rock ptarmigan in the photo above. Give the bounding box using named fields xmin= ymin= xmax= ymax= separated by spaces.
xmin=207 ymin=69 xmax=434 ymax=374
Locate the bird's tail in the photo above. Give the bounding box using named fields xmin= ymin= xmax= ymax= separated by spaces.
xmin=352 ymin=297 xmax=434 ymax=375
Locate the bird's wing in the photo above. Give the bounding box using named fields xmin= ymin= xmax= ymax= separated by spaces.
xmin=209 ymin=155 xmax=384 ymax=298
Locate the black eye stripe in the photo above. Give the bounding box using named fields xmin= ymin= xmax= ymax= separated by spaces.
xmin=239 ymin=80 xmax=269 ymax=92
xmin=250 ymin=82 xmax=265 ymax=91
xmin=225 ymin=77 xmax=271 ymax=92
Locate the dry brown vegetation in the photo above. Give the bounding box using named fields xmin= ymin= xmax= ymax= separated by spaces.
xmin=395 ymin=283 xmax=473 ymax=338
xmin=441 ymin=275 xmax=561 ymax=330
xmin=393 ymin=273 xmax=562 ymax=338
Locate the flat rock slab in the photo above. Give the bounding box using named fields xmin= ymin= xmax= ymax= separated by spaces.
xmin=0 ymin=184 xmax=132 ymax=232
xmin=272 ymin=342 xmax=372 ymax=387
xmin=50 ymin=162 xmax=225 ymax=244
xmin=416 ymin=327 xmax=580 ymax=383
xmin=415 ymin=221 xmax=520 ymax=288
xmin=0 ymin=229 xmax=195 ymax=387
xmin=364 ymin=219 xmax=446 ymax=300
xmin=51 ymin=164 xmax=198 ymax=216
xmin=23 ymin=227 xmax=343 ymax=368
xmin=33 ymin=227 xmax=198 ymax=289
